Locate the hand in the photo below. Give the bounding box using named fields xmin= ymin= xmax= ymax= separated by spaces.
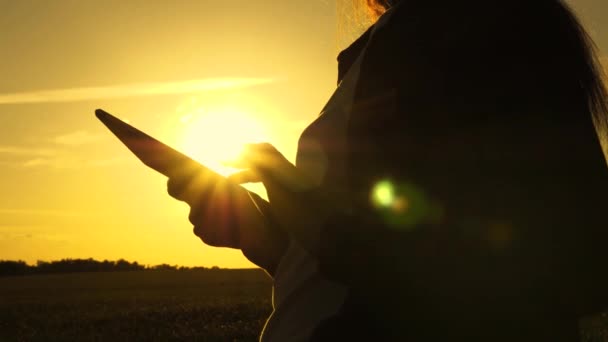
xmin=166 ymin=166 xmax=287 ymax=274
xmin=228 ymin=143 xmax=333 ymax=255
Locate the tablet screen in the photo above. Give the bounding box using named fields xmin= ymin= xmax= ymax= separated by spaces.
xmin=95 ymin=108 xmax=221 ymax=179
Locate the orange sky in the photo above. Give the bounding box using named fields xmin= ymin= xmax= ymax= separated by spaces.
xmin=0 ymin=0 xmax=606 ymax=268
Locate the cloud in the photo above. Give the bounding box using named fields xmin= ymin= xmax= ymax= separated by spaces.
xmin=0 ymin=153 xmax=127 ymax=169
xmin=53 ymin=130 xmax=104 ymax=146
xmin=0 ymin=146 xmax=58 ymax=167
xmin=84 ymin=157 xmax=128 ymax=167
xmin=0 ymin=208 xmax=85 ymax=218
xmin=1 ymin=141 xmax=128 ymax=168
xmin=22 ymin=158 xmax=50 ymax=167
xmin=0 ymin=146 xmax=57 ymax=156
xmin=0 ymin=226 xmax=69 ymax=243
xmin=16 ymin=156 xmax=128 ymax=169
xmin=0 ymin=78 xmax=276 ymax=105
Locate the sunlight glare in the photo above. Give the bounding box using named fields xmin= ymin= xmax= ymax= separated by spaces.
xmin=177 ymin=105 xmax=269 ymax=177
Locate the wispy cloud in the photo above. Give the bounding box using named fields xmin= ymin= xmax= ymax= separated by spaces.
xmin=0 ymin=146 xmax=57 ymax=156
xmin=0 ymin=145 xmax=64 ymax=168
xmin=84 ymin=157 xmax=129 ymax=167
xmin=0 ymin=208 xmax=86 ymax=218
xmin=0 ymin=144 xmax=127 ymax=169
xmin=19 ymin=157 xmax=79 ymax=169
xmin=22 ymin=158 xmax=51 ymax=167
xmin=0 ymin=78 xmax=275 ymax=105
xmin=0 ymin=225 xmax=69 ymax=243
xmin=16 ymin=156 xmax=128 ymax=169
xmin=53 ymin=130 xmax=104 ymax=146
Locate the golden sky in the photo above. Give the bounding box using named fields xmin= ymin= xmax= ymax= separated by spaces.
xmin=0 ymin=0 xmax=606 ymax=268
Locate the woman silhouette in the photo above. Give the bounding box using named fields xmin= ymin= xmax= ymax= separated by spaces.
xmin=168 ymin=0 xmax=608 ymax=340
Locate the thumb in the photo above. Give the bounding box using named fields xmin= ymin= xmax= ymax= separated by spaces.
xmin=227 ymin=169 xmax=263 ymax=184
xmin=240 ymin=143 xmax=313 ymax=191
xmin=242 ymin=143 xmax=290 ymax=171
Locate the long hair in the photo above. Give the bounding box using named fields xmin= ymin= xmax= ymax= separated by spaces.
xmin=365 ymin=0 xmax=389 ymax=19
xmin=366 ymin=0 xmax=608 ymax=164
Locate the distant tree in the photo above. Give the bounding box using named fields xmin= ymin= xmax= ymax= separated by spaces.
xmin=115 ymin=259 xmax=130 ymax=271
xmin=0 ymin=260 xmax=31 ymax=276
xmin=152 ymin=264 xmax=177 ymax=271
xmin=0 ymin=258 xmax=206 ymax=276
xmin=35 ymin=260 xmax=51 ymax=274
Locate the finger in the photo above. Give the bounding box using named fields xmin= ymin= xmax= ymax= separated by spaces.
xmin=220 ymin=143 xmax=279 ymax=169
xmin=227 ymin=169 xmax=262 ymax=184
xmin=240 ymin=143 xmax=305 ymax=186
xmin=191 ymin=192 xmax=240 ymax=248
xmin=186 ymin=184 xmax=222 ymax=227
xmin=188 ymin=205 xmax=205 ymax=227
xmin=167 ymin=173 xmax=214 ymax=204
xmin=193 ymin=224 xmax=227 ymax=247
xmin=193 ymin=225 xmax=223 ymax=247
xmin=242 ymin=143 xmax=289 ymax=171
xmin=167 ymin=176 xmax=190 ymax=201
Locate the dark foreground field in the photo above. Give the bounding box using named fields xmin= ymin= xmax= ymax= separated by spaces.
xmin=2 ymin=269 xmax=607 ymax=341
xmin=0 ymin=269 xmax=272 ymax=341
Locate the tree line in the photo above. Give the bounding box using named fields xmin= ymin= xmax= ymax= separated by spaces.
xmin=0 ymin=259 xmax=220 ymax=277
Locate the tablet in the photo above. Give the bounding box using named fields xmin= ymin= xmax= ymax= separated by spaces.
xmin=95 ymin=108 xmax=275 ymax=224
xmin=95 ymin=108 xmax=221 ymax=179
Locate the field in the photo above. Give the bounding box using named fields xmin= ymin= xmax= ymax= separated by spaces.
xmin=2 ymin=269 xmax=607 ymax=341
xmin=0 ymin=269 xmax=272 ymax=341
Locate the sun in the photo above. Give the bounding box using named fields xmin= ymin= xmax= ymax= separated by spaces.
xmin=176 ymin=104 xmax=269 ymax=177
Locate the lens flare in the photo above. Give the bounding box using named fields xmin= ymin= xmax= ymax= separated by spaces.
xmin=391 ymin=196 xmax=409 ymax=213
xmin=370 ymin=179 xmax=440 ymax=230
xmin=371 ymin=180 xmax=396 ymax=208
